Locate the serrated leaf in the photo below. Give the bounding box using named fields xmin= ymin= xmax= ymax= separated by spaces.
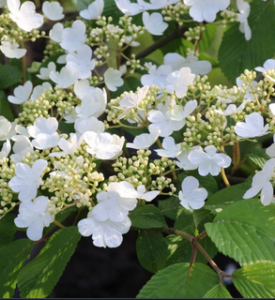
xmin=136 ymin=231 xmax=168 ymax=273
xmin=0 ymin=65 xmax=22 ymax=90
xmin=0 ymin=239 xmax=33 ymax=298
xmin=219 ymin=1 xmax=275 ymax=83
xmin=246 ymin=148 xmax=269 ymax=169
xmin=204 ymin=180 xmax=251 ymax=214
xmin=129 ymin=204 xmax=167 ymax=229
xmin=0 ymin=213 xmax=16 ymax=245
xmin=232 ymin=261 xmax=275 ymax=298
xmin=17 ymin=226 xmax=81 ymax=298
xmin=137 ymin=263 xmax=219 ymax=298
xmin=205 ymin=199 xmax=275 ymax=266
xmin=158 ymin=196 xmax=181 ymax=220
xmin=203 ymin=284 xmax=232 ymax=298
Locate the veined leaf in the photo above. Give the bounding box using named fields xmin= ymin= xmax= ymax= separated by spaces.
xmin=136 ymin=231 xmax=168 ymax=273
xmin=219 ymin=0 xmax=275 ymax=83
xmin=137 ymin=263 xmax=219 ymax=298
xmin=205 ymin=199 xmax=275 ymax=266
xmin=232 ymin=261 xmax=275 ymax=298
xmin=17 ymin=227 xmax=81 ymax=298
xmin=0 ymin=65 xmax=22 ymax=90
xmin=246 ymin=148 xmax=269 ymax=169
xmin=0 ymin=239 xmax=33 ymax=298
xmin=158 ymin=196 xmax=181 ymax=220
xmin=203 ymin=284 xmax=232 ymax=298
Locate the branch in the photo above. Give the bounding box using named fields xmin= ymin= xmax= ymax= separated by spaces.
xmin=136 ymin=26 xmax=187 ymax=60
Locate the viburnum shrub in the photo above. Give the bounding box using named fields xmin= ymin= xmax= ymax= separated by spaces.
xmin=1 ymin=0 xmax=275 ymax=298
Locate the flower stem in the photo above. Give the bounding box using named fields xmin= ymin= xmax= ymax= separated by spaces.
xmin=53 ymin=219 xmax=66 ymax=229
xmin=221 ymin=168 xmax=230 ymax=187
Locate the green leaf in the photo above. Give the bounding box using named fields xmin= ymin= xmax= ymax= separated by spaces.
xmin=136 ymin=231 xmax=168 ymax=273
xmin=232 ymin=261 xmax=275 ymax=298
xmin=204 ymin=180 xmax=251 ymax=214
xmin=103 ymin=0 xmax=123 ymax=22
xmin=129 ymin=204 xmax=167 ymax=229
xmin=199 ymin=24 xmax=217 ymax=53
xmin=203 ymin=284 xmax=232 ymax=298
xmin=0 ymin=65 xmax=22 ymax=90
xmin=18 ymin=226 xmax=81 ymax=298
xmin=246 ymin=148 xmax=269 ymax=169
xmin=158 ymin=196 xmax=181 ymax=220
xmin=111 ymin=76 xmax=141 ymax=98
xmin=205 ymin=199 xmax=275 ymax=266
xmin=71 ymin=0 xmax=90 ymax=11
xmin=219 ymin=0 xmax=275 ymax=83
xmin=0 ymin=214 xmax=16 ymax=245
xmin=0 ymin=239 xmax=33 ymax=298
xmin=137 ymin=263 xmax=219 ymax=298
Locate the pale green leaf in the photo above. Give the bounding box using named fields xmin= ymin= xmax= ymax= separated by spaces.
xmin=0 ymin=239 xmax=33 ymax=298
xmin=17 ymin=227 xmax=81 ymax=298
xmin=203 ymin=284 xmax=232 ymax=298
xmin=232 ymin=261 xmax=275 ymax=298
xmin=246 ymin=148 xmax=269 ymax=169
xmin=136 ymin=231 xmax=168 ymax=273
xmin=205 ymin=199 xmax=275 ymax=266
xmin=137 ymin=263 xmax=219 ymax=298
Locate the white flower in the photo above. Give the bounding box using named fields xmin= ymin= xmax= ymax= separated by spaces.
xmin=0 ymin=140 xmax=11 ymax=159
xmin=124 ymin=36 xmax=140 ymax=47
xmin=126 ymin=127 xmax=160 ymax=150
xmin=49 ymin=133 xmax=82 ymax=157
xmin=74 ymin=79 xmax=95 ymax=100
xmin=117 ymin=85 xmax=149 ymax=119
xmin=255 ymin=59 xmax=275 ymax=73
xmin=104 ymin=68 xmax=124 ymax=92
xmin=7 ymin=0 xmax=43 ymax=32
xmin=164 ymin=53 xmax=212 ymax=75
xmin=66 ymin=45 xmax=95 ymax=80
xmin=0 ymin=41 xmax=26 ymax=59
xmin=14 ymin=196 xmax=53 ymax=241
xmin=31 ymin=82 xmax=52 ymax=101
xmin=142 ymin=12 xmax=168 ymax=36
xmin=28 ymin=117 xmax=59 ymax=150
xmin=243 ymin=158 xmax=275 ymax=206
xmin=75 ymin=88 xmax=107 ymax=119
xmin=60 ymin=20 xmax=86 ymax=52
xmin=155 ymin=136 xmax=181 ymax=158
xmin=115 ymin=0 xmax=144 ymax=16
xmin=237 ymin=0 xmax=251 ymax=41
xmin=42 ymin=1 xmax=64 ymax=21
xmin=166 ymin=67 xmax=195 ymax=98
xmin=8 ymin=81 xmax=32 ymax=105
xmin=0 ymin=0 xmax=7 ymax=8
xmin=234 ymin=112 xmax=269 ymax=139
xmin=179 ymin=176 xmax=208 ymax=210
xmin=171 ymin=100 xmax=197 ymax=121
xmin=136 ymin=185 xmax=159 ymax=202
xmin=184 ymin=0 xmax=230 ymax=22
xmin=9 ymin=159 xmax=47 ymax=202
xmin=10 ymin=135 xmax=34 ymax=164
xmin=75 ymin=116 xmax=105 ymax=135
xmin=84 ymin=132 xmax=125 ymax=160
xmin=49 ymin=23 xmax=63 ymax=43
xmin=188 ymin=145 xmax=231 ymax=176
xmin=215 ymin=99 xmax=252 ymax=116
xmin=176 ymin=146 xmax=200 ymax=171
xmin=78 ymin=211 xmax=131 ymax=248
xmin=80 ymin=0 xmax=104 ymax=20
xmin=0 ymin=116 xmax=17 ymax=141
xmin=49 ymin=65 xmax=79 ymax=88
xmin=37 ymin=62 xmax=56 ymax=80
xmin=141 ymin=64 xmax=172 ymax=88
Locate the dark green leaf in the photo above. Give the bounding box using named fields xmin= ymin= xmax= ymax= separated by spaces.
xmin=0 ymin=65 xmax=22 ymax=90
xmin=246 ymin=148 xmax=269 ymax=169
xmin=0 ymin=239 xmax=33 ymax=298
xmin=18 ymin=226 xmax=81 ymax=298
xmin=158 ymin=196 xmax=181 ymax=220
xmin=136 ymin=231 xmax=168 ymax=273
xmin=129 ymin=204 xmax=167 ymax=229
xmin=0 ymin=214 xmax=16 ymax=245
xmin=219 ymin=1 xmax=275 ymax=83
xmin=111 ymin=76 xmax=141 ymax=98
xmin=232 ymin=261 xmax=275 ymax=298
xmin=203 ymin=284 xmax=232 ymax=298
xmin=137 ymin=263 xmax=219 ymax=298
